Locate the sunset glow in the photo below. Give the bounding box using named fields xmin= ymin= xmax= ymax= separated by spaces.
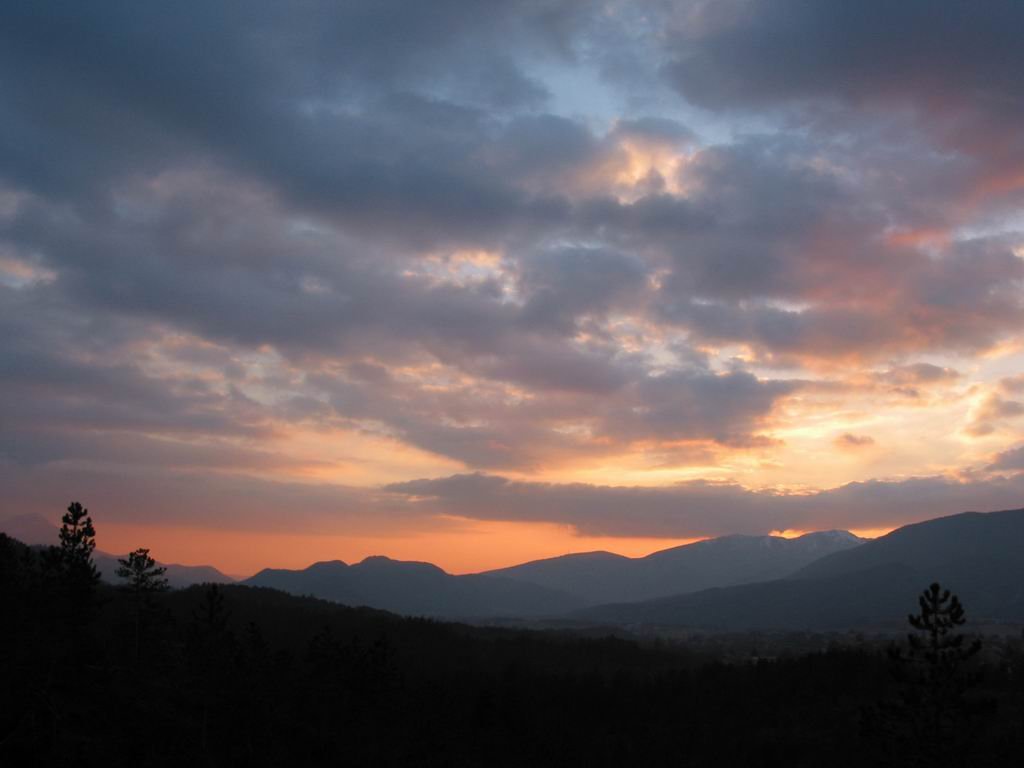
xmin=3 ymin=1 xmax=1024 ymax=577
xmin=93 ymin=519 xmax=703 ymax=578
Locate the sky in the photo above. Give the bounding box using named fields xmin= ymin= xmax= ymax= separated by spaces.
xmin=2 ymin=1 xmax=1024 ymax=576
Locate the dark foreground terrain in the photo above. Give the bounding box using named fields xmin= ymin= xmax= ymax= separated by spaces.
xmin=3 ymin=532 xmax=1024 ymax=767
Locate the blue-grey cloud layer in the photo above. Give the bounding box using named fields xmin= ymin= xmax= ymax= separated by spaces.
xmin=2 ymin=1 xmax=1024 ymax=534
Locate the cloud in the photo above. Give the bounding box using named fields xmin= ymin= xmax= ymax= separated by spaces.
xmin=650 ymin=137 xmax=1024 ymax=362
xmin=2 ymin=0 xmax=1024 ymax=548
xmin=880 ymin=363 xmax=961 ymax=386
xmin=664 ymin=0 xmax=1024 ymax=125
xmin=385 ymin=471 xmax=1024 ymax=538
xmin=517 ymin=246 xmax=648 ymax=332
xmin=598 ymin=369 xmax=795 ymax=446
xmin=874 ymin=363 xmax=961 ymax=397
xmin=5 ymin=454 xmax=1023 ymax=541
xmin=834 ymin=433 xmax=875 ymax=450
xmin=2 ymin=156 xmax=812 ymax=473
xmin=987 ymin=444 xmax=1024 ymax=472
xmin=998 ymin=374 xmax=1024 ymax=395
xmin=662 ymin=0 xmax=1024 ymax=219
xmin=0 ymin=463 xmax=425 ymax=535
xmin=0 ymin=1 xmax=585 ymax=203
xmin=966 ymin=393 xmax=1024 ymax=437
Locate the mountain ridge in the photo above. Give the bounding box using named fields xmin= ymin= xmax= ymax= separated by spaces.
xmin=575 ymin=508 xmax=1024 ymax=630
xmin=481 ymin=529 xmax=866 ymax=605
xmin=9 ymin=507 xmax=1023 ymax=628
xmin=243 ymin=555 xmax=583 ymax=619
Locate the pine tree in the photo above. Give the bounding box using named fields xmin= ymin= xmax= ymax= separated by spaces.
xmin=880 ymin=582 xmax=982 ymax=766
xmin=116 ymin=548 xmax=169 ymax=595
xmin=43 ymin=501 xmax=101 ymax=629
xmin=906 ymin=582 xmax=981 ymax=681
xmin=57 ymin=501 xmax=100 ymax=585
xmin=116 ymin=548 xmax=169 ymax=663
xmin=191 ymin=582 xmax=230 ymax=637
xmin=188 ymin=584 xmax=237 ymax=756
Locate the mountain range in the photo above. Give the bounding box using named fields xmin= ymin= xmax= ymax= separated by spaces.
xmin=244 ymin=556 xmax=582 ymax=619
xmin=576 ymin=508 xmax=1024 ymax=630
xmin=483 ymin=530 xmax=864 ymax=604
xmin=240 ymin=530 xmax=865 ymax=619
xmin=5 ymin=507 xmax=1023 ymax=630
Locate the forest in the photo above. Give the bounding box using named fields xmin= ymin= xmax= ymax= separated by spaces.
xmin=3 ymin=505 xmax=1024 ymax=767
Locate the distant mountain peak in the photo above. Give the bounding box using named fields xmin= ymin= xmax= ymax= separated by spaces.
xmin=0 ymin=513 xmax=58 ymax=546
xmin=579 ymin=507 xmax=1024 ymax=630
xmin=484 ymin=527 xmax=865 ymax=605
xmin=793 ymin=530 xmax=864 ymax=546
xmin=798 ymin=529 xmax=860 ymax=539
xmin=307 ymin=559 xmax=349 ymax=570
xmin=355 ymin=555 xmax=448 ymax=575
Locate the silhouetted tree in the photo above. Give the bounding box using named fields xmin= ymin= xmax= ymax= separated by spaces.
xmin=57 ymin=502 xmax=99 ymax=579
xmin=116 ymin=548 xmax=169 ymax=663
xmin=187 ymin=584 xmax=237 ymax=756
xmin=116 ymin=548 xmax=168 ymax=594
xmin=43 ymin=501 xmax=101 ymax=629
xmin=905 ymin=582 xmax=981 ymax=675
xmin=191 ymin=582 xmax=229 ymax=636
xmin=876 ymin=582 xmax=983 ymax=767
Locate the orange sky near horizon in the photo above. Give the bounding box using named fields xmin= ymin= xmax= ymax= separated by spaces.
xmin=93 ymin=519 xmax=707 ymax=578
xmin=84 ymin=518 xmax=897 ymax=578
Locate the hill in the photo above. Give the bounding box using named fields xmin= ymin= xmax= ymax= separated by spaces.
xmin=575 ymin=508 xmax=1024 ymax=630
xmin=794 ymin=507 xmax=1024 ymax=581
xmin=483 ymin=530 xmax=864 ymax=604
xmin=92 ymin=551 xmax=234 ymax=589
xmin=244 ymin=555 xmax=583 ymax=619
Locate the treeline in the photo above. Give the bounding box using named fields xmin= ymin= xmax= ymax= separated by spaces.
xmin=2 ymin=504 xmax=1024 ymax=767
